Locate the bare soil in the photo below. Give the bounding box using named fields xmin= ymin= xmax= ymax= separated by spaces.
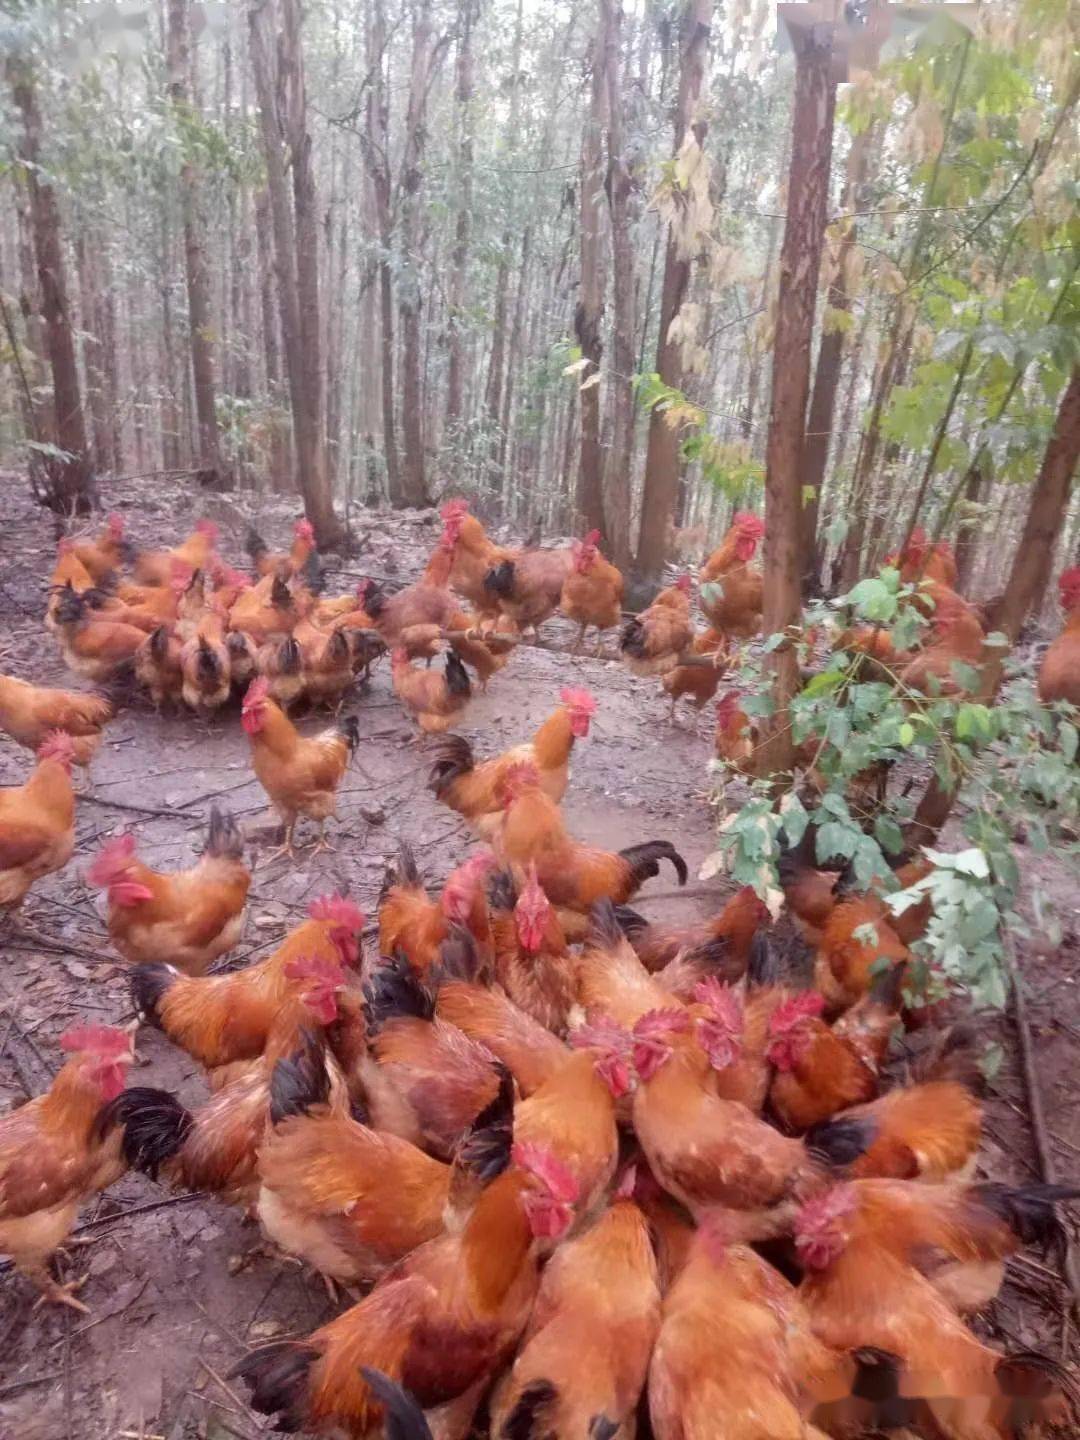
xmin=0 ymin=478 xmax=1077 ymax=1439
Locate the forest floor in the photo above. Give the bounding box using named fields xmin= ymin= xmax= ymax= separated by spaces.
xmin=0 ymin=478 xmax=1078 ymax=1439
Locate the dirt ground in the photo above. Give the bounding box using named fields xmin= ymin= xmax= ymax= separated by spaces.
xmin=0 ymin=478 xmax=1077 ymax=1439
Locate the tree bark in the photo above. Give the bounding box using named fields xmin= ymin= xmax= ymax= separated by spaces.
xmin=756 ymin=21 xmax=837 ymax=779
xmin=167 ymin=0 xmax=225 ymax=485
xmin=575 ymin=13 xmax=609 ymax=542
xmin=800 ymin=126 xmax=870 ymax=596
xmin=952 ymin=461 xmax=985 ymax=593
xmin=445 ymin=0 xmax=475 ymax=439
xmin=254 ymin=186 xmax=291 ymax=493
xmin=7 ymin=60 xmax=92 ymax=513
xmin=602 ymin=0 xmax=637 ymax=569
xmin=634 ymin=0 xmax=712 ymax=584
xmin=398 ymin=0 xmax=441 ymax=507
xmin=74 ymin=231 xmax=115 ymax=476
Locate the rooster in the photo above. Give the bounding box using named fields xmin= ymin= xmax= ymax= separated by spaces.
xmin=900 ymin=591 xmax=987 ymax=698
xmin=129 ymin=893 xmax=364 ymax=1076
xmin=614 ymin=883 xmax=768 ymax=978
xmin=661 ymin=627 xmax=728 ymax=723
xmin=248 ymin=518 xmax=317 ymax=578
xmin=51 ymin=583 xmax=147 ymax=683
xmin=378 ymin=846 xmax=495 ymax=980
xmin=241 ymin=677 xmax=358 ymax=858
xmin=135 ymin=625 xmax=185 ymax=709
xmin=0 ymin=1025 xmax=133 ymax=1311
xmin=67 ymin=513 xmax=132 ymax=584
xmin=1039 ymin=566 xmax=1080 ymax=705
xmin=698 ymin=511 xmax=766 ymax=640
xmin=86 ymin=809 xmax=251 ymax=974
xmin=487 ymin=868 xmax=573 ymax=1032
xmin=494 ymin=762 xmax=687 ymax=939
xmin=237 ymin=1142 xmax=579 ymax=1440
xmin=490 ymin=1171 xmax=660 ymax=1440
xmin=619 ymin=575 xmax=694 ymax=678
xmin=439 ymin=498 xmax=510 ymax=614
xmin=0 ymin=732 xmax=77 ymax=911
xmin=133 ymin=518 xmax=220 ymax=587
xmin=0 ymin=674 xmax=111 ymax=770
xmin=559 ymin=529 xmax=625 ymax=652
xmin=180 ymin=609 xmax=231 ymax=714
xmin=426 ymin=688 xmax=597 ymax=841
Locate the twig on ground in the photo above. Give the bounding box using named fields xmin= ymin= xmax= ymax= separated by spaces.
xmin=0 ymin=1373 xmax=57 ymax=1400
xmin=81 ymin=795 xmax=179 ymax=819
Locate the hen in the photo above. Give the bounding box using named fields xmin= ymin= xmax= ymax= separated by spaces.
xmin=484 ymin=544 xmax=575 ymax=633
xmin=0 ymin=673 xmax=111 ymax=769
xmin=248 ymin=518 xmax=317 ymax=578
xmin=559 ymin=529 xmax=625 ymax=652
xmin=0 ymin=1025 xmax=133 ymax=1311
xmin=1038 ymin=565 xmax=1080 ymax=705
xmin=87 ymin=809 xmax=251 ymax=974
xmin=241 ymin=677 xmax=358 ymax=857
xmin=619 ymin=575 xmax=694 ymax=677
xmin=698 ymin=511 xmax=766 ymax=641
xmin=133 ymin=518 xmax=220 ymax=587
xmin=661 ymin=627 xmax=727 ymax=722
xmin=67 ymin=513 xmax=131 ymax=584
xmin=135 ymin=624 xmax=186 ymax=710
xmin=900 ymin=592 xmax=987 ymax=699
xmin=0 ymin=732 xmax=77 ymax=910
xmin=51 ymin=584 xmax=147 ymax=683
xmin=614 ymin=883 xmax=768 ymax=978
xmin=378 ymin=846 xmax=494 ymax=981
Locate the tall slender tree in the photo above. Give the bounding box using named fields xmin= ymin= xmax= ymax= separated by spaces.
xmin=575 ymin=15 xmax=608 ymax=542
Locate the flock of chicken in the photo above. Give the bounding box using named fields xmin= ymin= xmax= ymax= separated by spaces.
xmin=1 ymin=500 xmax=1079 ymax=1440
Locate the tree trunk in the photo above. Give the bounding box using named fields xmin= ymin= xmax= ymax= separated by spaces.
xmin=907 ymin=366 xmax=1080 ymax=848
xmin=445 ymin=0 xmax=475 ymax=440
xmin=756 ymin=21 xmax=837 ymax=779
xmin=575 ymin=12 xmax=608 ymax=542
xmin=7 ymin=60 xmax=92 ymax=514
xmin=254 ymin=186 xmax=291 ymax=493
xmin=167 ymin=0 xmax=225 ymax=485
xmin=953 ymin=461 xmax=985 ymax=593
xmin=74 ymin=231 xmax=115 ymax=476
xmin=800 ymin=126 xmax=870 ymax=595
xmin=250 ymin=0 xmax=341 ymax=542
xmin=634 ymin=0 xmax=712 ymax=584
xmin=602 ymin=0 xmax=636 ymax=569
xmin=362 ymin=0 xmax=401 ymax=502
xmin=398 ymin=0 xmax=440 ymax=507
xmin=12 ymin=174 xmax=51 ymax=444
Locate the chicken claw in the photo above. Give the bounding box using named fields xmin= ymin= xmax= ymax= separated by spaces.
xmin=34 ymin=1274 xmax=90 ymax=1315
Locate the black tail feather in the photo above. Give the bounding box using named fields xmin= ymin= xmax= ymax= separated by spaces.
xmin=588 ymin=897 xmax=627 ymax=949
xmin=483 ymin=559 xmax=516 ymax=599
xmin=500 ymin=1380 xmax=557 ymax=1440
xmin=364 ymin=955 xmax=435 ymax=1033
xmin=246 ymin=528 xmax=268 ymax=563
xmin=618 ymin=840 xmax=687 ymax=891
xmin=149 ymin=624 xmax=171 ymax=661
xmin=130 ymin=963 xmax=179 ymax=1026
xmin=277 ymin=636 xmax=302 ymax=675
xmin=611 ymin=904 xmax=649 ymax=939
xmin=444 ymin=652 xmax=472 ymax=699
xmin=270 ymin=575 xmax=293 ymax=609
xmin=913 ymin=1022 xmax=983 ymax=1092
xmin=619 ymin=618 xmax=646 ymax=658
xmin=455 ymin=1063 xmax=515 ymax=1182
xmin=426 ymin=734 xmax=475 ymax=795
xmin=745 ymin=931 xmax=782 ymax=990
xmin=269 ymin=1030 xmax=330 ymax=1125
xmin=971 ymin=1183 xmax=1080 ymax=1249
xmin=233 ymin=1341 xmax=317 ymax=1432
xmin=806 ymin=1113 xmax=876 ymax=1169
xmin=360 ymin=1369 xmax=432 ymax=1440
xmin=486 ymin=868 xmax=518 ymax=914
xmin=204 ymin=806 xmax=243 ymax=860
xmin=337 ymin=714 xmax=361 ymax=753
xmin=99 ymin=1087 xmax=193 ymax=1178
xmin=435 ymin=924 xmax=485 ymax=984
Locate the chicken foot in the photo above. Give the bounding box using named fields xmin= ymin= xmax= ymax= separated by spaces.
xmin=28 ymin=1265 xmax=90 ymax=1314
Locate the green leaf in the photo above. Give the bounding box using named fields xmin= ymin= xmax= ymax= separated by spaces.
xmin=762 ymin=632 xmax=787 ymax=654
xmin=802 ymin=669 xmax=845 ymax=698
xmin=816 ymin=820 xmax=857 ymax=862
xmin=898 ymin=721 xmax=915 ymax=746
xmin=874 ymin=814 xmax=905 ymax=855
xmin=781 ymin=795 xmax=809 ymax=847
xmin=950 ymin=661 xmax=982 ymax=694
xmin=1060 ymin=721 xmax=1078 ymax=764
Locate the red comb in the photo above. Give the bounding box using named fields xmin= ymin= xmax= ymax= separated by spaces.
xmin=632 ymin=1008 xmax=691 ymax=1041
xmin=60 ymin=1025 xmax=131 ymax=1058
xmin=107 ymin=513 xmax=125 ymax=538
xmin=38 ymin=730 xmax=77 ymax=766
xmin=86 ymin=833 xmax=137 ymax=887
xmin=242 ymin=677 xmax=270 ymax=710
xmin=569 ymin=1013 xmax=631 ymax=1055
xmin=294 ymin=519 xmax=315 ymax=540
xmin=692 ymin=978 xmax=744 ymax=1032
xmin=512 ymin=1142 xmax=580 ymax=1203
xmin=583 ymin=529 xmax=601 ymax=546
xmin=674 ymin=573 xmax=692 ymax=594
xmin=768 ymin=992 xmax=825 ymax=1035
xmin=195 ymin=519 xmax=220 ymax=541
xmin=284 ymin=954 xmax=346 ymax=985
xmin=1059 ymin=567 xmax=1080 ymax=604
xmin=58 ymin=537 xmax=74 ymax=555
xmin=440 ymin=499 xmax=469 ymax=521
xmin=733 ymin=511 xmax=765 ymax=537
xmin=796 ymin=1183 xmax=858 ymax=1238
xmin=308 ymin=894 xmax=365 ymax=931
xmin=559 ymin=686 xmax=597 ymax=713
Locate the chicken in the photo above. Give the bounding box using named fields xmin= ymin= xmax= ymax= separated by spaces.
xmin=630 ymin=1005 xmax=814 ymax=1220
xmin=105 ymin=960 xmax=348 ymax=1209
xmin=51 ymin=583 xmax=147 ymax=683
xmin=391 ymin=649 xmax=472 ymax=733
xmin=133 ymin=518 xmax=220 ymax=586
xmin=378 ymin=846 xmax=495 ymax=981
xmin=238 ymin=1142 xmax=579 ymax=1440
xmin=360 ymin=956 xmax=504 ymax=1158
xmin=47 ymin=539 xmax=97 ymax=620
xmin=426 ymin=688 xmax=597 ymax=841
xmin=487 ymin=868 xmax=573 ymax=1032
xmin=483 ymin=544 xmax=575 ymax=633
xmin=0 ymin=1025 xmax=133 ymax=1312
xmin=440 ymin=498 xmax=511 ymax=613
xmin=0 ymin=674 xmax=111 ymax=769
xmin=661 ymin=627 xmax=728 ymax=722
xmin=698 ymin=511 xmax=766 ymax=640
xmin=490 ymin=1174 xmax=660 ymax=1440
xmin=129 ymin=893 xmax=364 ymax=1074
xmin=68 ymin=512 xmax=131 ymax=584
xmin=649 ymin=1218 xmax=822 ymax=1440
xmin=614 ymin=883 xmax=769 ymax=978
xmin=805 ymin=1025 xmax=983 ymax=1181
xmin=292 ymin=619 xmax=355 ymax=708
xmin=619 ymin=574 xmax=694 ymax=677
xmin=86 ymin=809 xmax=250 ymax=974
xmin=559 ymin=529 xmax=625 ymax=652
xmin=248 ymin=517 xmax=316 ymax=578
xmin=767 ymin=965 xmax=902 ymax=1133
xmin=135 ymin=624 xmax=185 ymax=709
xmin=494 ymin=762 xmax=687 ymax=938
xmin=241 ymin=676 xmax=358 ymax=857
xmin=714 ymin=689 xmax=765 ymax=776
xmin=900 ymin=591 xmax=988 ymax=698
xmin=256 ymin=1037 xmax=454 ymax=1288
xmin=887 ymin=525 xmax=959 ymax=592
xmin=795 ymin=1188 xmax=1076 ymax=1440
xmin=814 ymin=884 xmax=911 ymax=1014
xmin=179 ymin=609 xmax=231 ymax=714
xmin=798 ymin=1177 xmax=1080 ymax=1316
xmin=575 ymin=900 xmax=684 ymax=1029
xmin=0 ymin=731 xmax=77 ymax=910
xmin=256 ymin=632 xmax=306 ymax=711
xmin=230 ymin=571 xmax=305 ymax=644
xmin=1038 ymin=565 xmax=1080 ymax=705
